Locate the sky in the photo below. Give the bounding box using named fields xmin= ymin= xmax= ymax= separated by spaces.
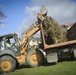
xmin=0 ymin=0 xmax=76 ymax=37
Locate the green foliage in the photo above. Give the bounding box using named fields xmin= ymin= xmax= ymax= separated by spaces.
xmin=1 ymin=61 xmax=76 ymax=75
xmin=43 ymin=16 xmax=67 ymax=43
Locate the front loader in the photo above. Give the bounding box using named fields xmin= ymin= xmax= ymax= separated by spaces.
xmin=0 ymin=22 xmax=44 ymax=74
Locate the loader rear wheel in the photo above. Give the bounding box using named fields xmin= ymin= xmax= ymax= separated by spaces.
xmin=26 ymin=48 xmax=44 ymax=67
xmin=0 ymin=55 xmax=16 ymax=74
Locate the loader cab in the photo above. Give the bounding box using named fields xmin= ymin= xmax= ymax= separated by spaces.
xmin=0 ymin=33 xmax=20 ymax=55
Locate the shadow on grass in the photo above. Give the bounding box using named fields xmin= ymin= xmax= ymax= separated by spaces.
xmin=16 ymin=63 xmax=31 ymax=70
xmin=17 ymin=58 xmax=76 ymax=70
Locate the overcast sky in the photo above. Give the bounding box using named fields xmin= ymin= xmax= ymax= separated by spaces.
xmin=0 ymin=0 xmax=76 ymax=37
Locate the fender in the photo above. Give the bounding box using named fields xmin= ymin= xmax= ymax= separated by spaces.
xmin=0 ymin=49 xmax=15 ymax=58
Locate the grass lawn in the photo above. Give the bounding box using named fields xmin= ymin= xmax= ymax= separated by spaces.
xmin=1 ymin=61 xmax=76 ymax=75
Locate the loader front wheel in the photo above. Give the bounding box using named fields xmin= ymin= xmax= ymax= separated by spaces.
xmin=26 ymin=48 xmax=44 ymax=67
xmin=0 ymin=55 xmax=16 ymax=74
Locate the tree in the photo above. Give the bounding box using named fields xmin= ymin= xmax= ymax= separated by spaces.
xmin=0 ymin=11 xmax=6 ymax=25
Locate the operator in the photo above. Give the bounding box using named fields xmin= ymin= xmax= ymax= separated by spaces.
xmin=6 ymin=39 xmax=11 ymax=48
xmin=38 ymin=6 xmax=67 ymax=44
xmin=6 ymin=39 xmax=18 ymax=52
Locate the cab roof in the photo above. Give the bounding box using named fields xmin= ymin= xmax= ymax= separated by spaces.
xmin=0 ymin=33 xmax=17 ymax=40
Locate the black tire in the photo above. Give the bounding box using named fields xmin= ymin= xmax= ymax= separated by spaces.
xmin=0 ymin=55 xmax=16 ymax=74
xmin=26 ymin=47 xmax=44 ymax=67
xmin=16 ymin=61 xmax=19 ymax=69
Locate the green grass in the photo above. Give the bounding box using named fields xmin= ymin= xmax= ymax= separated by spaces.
xmin=1 ymin=61 xmax=76 ymax=75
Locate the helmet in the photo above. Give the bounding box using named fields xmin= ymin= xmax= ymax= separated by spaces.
xmin=40 ymin=6 xmax=48 ymax=15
